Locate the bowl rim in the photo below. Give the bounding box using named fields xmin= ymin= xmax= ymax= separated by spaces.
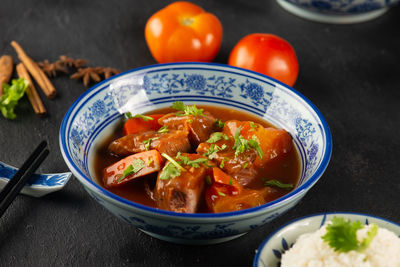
xmin=253 ymin=211 xmax=400 ymax=267
xmin=59 ymin=62 xmax=333 ymax=219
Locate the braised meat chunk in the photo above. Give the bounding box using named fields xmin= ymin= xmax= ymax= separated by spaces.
xmin=108 ymin=130 xmax=191 ymax=157
xmin=154 ymin=153 xmax=210 ymax=213
xmin=197 ymin=133 xmax=258 ymax=186
xmin=158 ymin=103 xmax=216 ymax=146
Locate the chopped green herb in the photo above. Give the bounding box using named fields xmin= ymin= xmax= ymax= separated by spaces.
xmin=159 ymin=162 xmax=181 ymax=180
xmin=147 ymin=157 xmax=154 ymax=166
xmin=143 ymin=137 xmax=160 ymax=151
xmin=322 ymin=217 xmax=378 ymax=253
xmin=177 ymin=154 xmax=208 ymax=168
xmin=188 ymin=119 xmax=193 ymax=124
xmin=133 ymin=114 xmax=154 ymax=121
xmin=0 ymin=78 xmax=29 ymax=119
xmin=206 ymin=132 xmax=229 ymax=143
xmin=117 ymin=158 xmax=145 ymax=182
xmin=157 ymin=125 xmax=169 ymax=133
xmin=205 ymin=175 xmax=212 ymax=185
xmin=203 ymin=144 xmax=227 ymax=160
xmin=264 ymin=179 xmax=293 ymax=190
xmin=229 ymin=178 xmax=233 ymax=186
xmin=161 ymin=153 xmax=186 ymax=172
xmin=249 ymin=121 xmax=257 ymax=131
xmin=219 ymin=157 xmax=228 ymax=169
xmin=118 ymin=165 xmax=133 ymax=182
xmin=125 ymin=112 xmax=133 ymax=119
xmin=171 ymin=101 xmax=204 ymax=117
xmin=249 ymin=135 xmax=264 ymax=159
xmin=243 ymin=162 xmax=248 ymax=169
xmin=232 ymin=126 xmax=264 ymax=159
xmin=218 ymin=191 xmax=226 ymax=197
xmin=214 ymin=119 xmax=225 ymax=128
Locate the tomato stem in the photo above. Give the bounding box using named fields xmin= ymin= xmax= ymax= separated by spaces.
xmin=181 ymin=17 xmax=194 ymax=26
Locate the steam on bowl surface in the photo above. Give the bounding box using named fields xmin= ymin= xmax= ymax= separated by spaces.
xmin=59 ymin=62 xmax=332 ymax=244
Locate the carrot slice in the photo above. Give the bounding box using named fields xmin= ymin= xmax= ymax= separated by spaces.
xmin=212 ymin=167 xmax=242 ymax=194
xmin=103 ymin=150 xmax=163 ymax=187
xmin=123 ymin=114 xmax=164 ymax=135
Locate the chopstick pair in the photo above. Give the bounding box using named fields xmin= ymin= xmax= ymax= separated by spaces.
xmin=0 ymin=140 xmax=49 ymax=218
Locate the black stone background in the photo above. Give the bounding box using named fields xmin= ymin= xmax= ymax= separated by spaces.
xmin=0 ymin=0 xmax=400 ymax=266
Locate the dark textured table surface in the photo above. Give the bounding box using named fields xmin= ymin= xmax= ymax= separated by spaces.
xmin=1 ymin=1 xmax=400 ymax=266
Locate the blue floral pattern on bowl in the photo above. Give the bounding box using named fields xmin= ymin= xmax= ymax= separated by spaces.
xmin=253 ymin=212 xmax=400 ymax=267
xmin=0 ymin=160 xmax=71 ymax=197
xmin=60 ymin=62 xmax=332 ymax=244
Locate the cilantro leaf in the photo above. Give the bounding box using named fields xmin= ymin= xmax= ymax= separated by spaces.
xmin=203 ymin=144 xmax=227 ymax=160
xmin=177 ymin=154 xmax=208 ymax=168
xmin=125 ymin=112 xmax=133 ymax=119
xmin=157 ymin=125 xmax=169 ymax=133
xmin=264 ymin=179 xmax=293 ymax=190
xmin=161 ymin=153 xmax=186 ymax=172
xmin=171 ymin=101 xmax=204 ymax=117
xmin=143 ymin=137 xmax=159 ymax=151
xmin=159 ymin=162 xmax=181 ymax=180
xmin=321 ymin=217 xmax=378 ymax=253
xmin=248 ymin=135 xmax=264 ymax=159
xmin=117 ymin=158 xmax=145 ymax=182
xmin=206 ymin=132 xmax=229 ymax=143
xmin=133 ymin=114 xmax=154 ymax=121
xmin=214 ymin=119 xmax=225 ymax=128
xmin=0 ymin=78 xmax=28 ymax=119
xmin=358 ymin=223 xmax=378 ymax=252
xmin=232 ymin=126 xmax=264 ymax=159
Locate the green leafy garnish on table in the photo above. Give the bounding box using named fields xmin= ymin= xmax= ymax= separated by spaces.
xmin=322 ymin=217 xmax=378 ymax=253
xmin=171 ymin=101 xmax=204 ymax=116
xmin=0 ymin=78 xmax=28 ymax=119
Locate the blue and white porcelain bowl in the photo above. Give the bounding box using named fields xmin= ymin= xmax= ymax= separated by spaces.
xmin=59 ymin=62 xmax=332 ymax=245
xmin=276 ymin=0 xmax=399 ymax=24
xmin=253 ymin=212 xmax=400 ymax=267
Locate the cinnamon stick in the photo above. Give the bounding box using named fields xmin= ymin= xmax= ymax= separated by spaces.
xmin=10 ymin=41 xmax=56 ymax=99
xmin=16 ymin=63 xmax=47 ymax=116
xmin=0 ymin=55 xmax=13 ymax=96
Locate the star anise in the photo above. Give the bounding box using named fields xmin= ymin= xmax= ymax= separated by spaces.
xmin=59 ymin=55 xmax=88 ymax=68
xmin=37 ymin=59 xmax=68 ymax=77
xmin=70 ymin=67 xmax=101 ymax=86
xmin=95 ymin=67 xmax=121 ymax=79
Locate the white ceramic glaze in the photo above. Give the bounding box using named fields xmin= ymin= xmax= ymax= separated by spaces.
xmin=254 ymin=212 xmax=400 ymax=267
xmin=60 ymin=62 xmax=332 ymax=244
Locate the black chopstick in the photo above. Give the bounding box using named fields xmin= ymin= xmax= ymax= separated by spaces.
xmin=0 ymin=141 xmax=49 ymax=218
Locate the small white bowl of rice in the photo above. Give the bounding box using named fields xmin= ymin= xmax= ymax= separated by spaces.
xmin=253 ymin=212 xmax=400 ymax=267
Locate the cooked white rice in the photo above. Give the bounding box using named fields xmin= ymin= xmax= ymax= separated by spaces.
xmin=281 ymin=222 xmax=400 ymax=267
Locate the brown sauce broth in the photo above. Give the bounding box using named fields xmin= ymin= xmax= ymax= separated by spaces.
xmin=94 ymin=105 xmax=301 ymax=212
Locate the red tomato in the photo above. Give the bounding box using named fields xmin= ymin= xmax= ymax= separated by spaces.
xmin=228 ymin=33 xmax=299 ymax=86
xmin=145 ymin=1 xmax=223 ymax=63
